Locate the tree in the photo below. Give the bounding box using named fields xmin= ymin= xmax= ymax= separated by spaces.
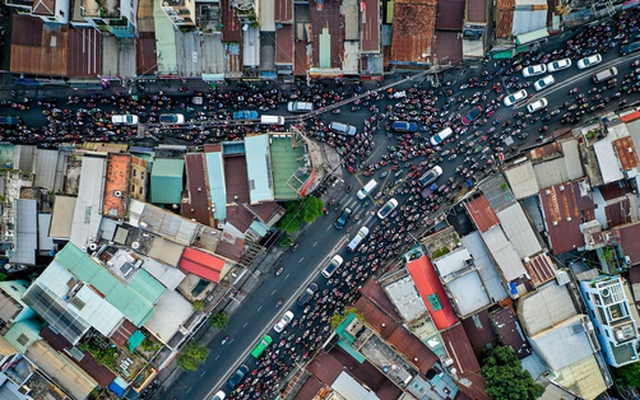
xmin=300 ymin=196 xmax=324 ymax=223
xmin=176 ymin=341 xmax=210 ymax=371
xmin=481 ymin=345 xmax=544 ymax=400
xmin=191 ymin=300 xmax=205 ymax=312
xmin=612 ymin=362 xmax=640 ymax=388
xmin=210 ymin=312 xmax=228 ymax=330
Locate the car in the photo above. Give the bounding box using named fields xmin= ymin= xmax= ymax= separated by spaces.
xmin=287 ymin=101 xmax=314 ymax=113
xmin=334 ymin=207 xmax=352 ymax=229
xmin=192 ymin=96 xmax=204 ymax=105
xmin=226 ymin=364 xmax=249 ymax=390
xmin=329 ymin=121 xmax=357 ymax=136
xmin=297 ymin=282 xmax=319 ymax=305
xmin=232 ymin=110 xmax=259 ymax=120
xmin=391 ymin=121 xmax=418 ymax=133
xmin=159 ymin=114 xmax=185 ymax=124
xmin=593 ymin=67 xmax=618 ymax=84
xmin=111 ymin=114 xmax=139 ymax=125
xmin=322 ymin=255 xmax=344 ymax=278
xmin=503 ymin=89 xmax=528 ymax=107
xmin=547 ymin=58 xmax=572 ymax=72
xmin=418 ymin=165 xmax=443 ymax=187
xmin=461 ymin=106 xmax=483 ymax=126
xmin=377 ymin=198 xmax=399 ymax=219
xmin=213 ymin=390 xmax=226 ymax=400
xmin=526 ymin=98 xmax=548 ymax=113
xmin=577 ymin=54 xmax=602 ymax=69
xmin=274 ymin=310 xmax=294 ymax=333
xmin=533 ymin=75 xmax=555 ymax=92
xmin=620 ymin=42 xmax=640 ymax=56
xmin=522 ymin=64 xmax=547 ymax=78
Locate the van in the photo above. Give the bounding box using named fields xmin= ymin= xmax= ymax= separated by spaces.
xmin=0 ymin=116 xmax=21 ymax=126
xmin=111 ymin=114 xmax=139 ymax=125
xmin=260 ymin=115 xmax=285 ymax=125
xmin=329 ymin=121 xmax=357 ymax=136
xmin=430 ymin=127 xmax=453 ymax=146
xmin=356 ymin=179 xmax=378 ymax=200
xmin=592 ymin=67 xmax=618 ymax=84
xmin=287 ymin=101 xmax=313 ymax=113
xmin=321 ymin=255 xmax=344 ymax=278
xmin=347 ymin=227 xmax=370 ymax=252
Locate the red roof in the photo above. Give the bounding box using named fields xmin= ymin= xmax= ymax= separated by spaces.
xmin=465 ymin=195 xmax=500 ymax=233
xmin=406 ymin=255 xmax=459 ymax=330
xmin=440 ymin=323 xmax=481 ymax=375
xmin=179 ymin=247 xmax=225 ymax=283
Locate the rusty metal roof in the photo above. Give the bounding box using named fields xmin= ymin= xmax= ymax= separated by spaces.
xmin=523 ymin=252 xmax=556 ymax=287
xmin=275 ymin=24 xmax=294 ymax=64
xmin=613 ymin=136 xmax=640 ymax=171
xmin=465 ymin=195 xmax=500 ymax=233
xmin=275 ymin=0 xmax=292 ymax=22
xmin=390 ymin=0 xmax=437 ymax=62
xmin=495 ymin=0 xmax=515 ymax=39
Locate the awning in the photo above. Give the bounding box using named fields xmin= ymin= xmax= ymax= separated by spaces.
xmin=201 ymin=73 xmax=225 ymax=82
xmin=515 ymin=28 xmax=549 ymax=45
xmin=490 ymin=49 xmax=515 ymax=60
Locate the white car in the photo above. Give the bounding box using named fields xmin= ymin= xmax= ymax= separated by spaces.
xmin=522 ymin=64 xmax=547 ymax=78
xmin=377 ymin=198 xmax=398 ymax=220
xmin=213 ymin=390 xmax=226 ymax=400
xmin=577 ymin=54 xmax=602 ymax=69
xmin=503 ymin=89 xmax=528 ymax=107
xmin=111 ymin=114 xmax=139 ymax=125
xmin=526 ymin=98 xmax=548 ymax=113
xmin=533 ymin=75 xmax=555 ymax=92
xmin=274 ymin=310 xmax=294 ymax=333
xmin=547 ymin=58 xmax=572 ymax=72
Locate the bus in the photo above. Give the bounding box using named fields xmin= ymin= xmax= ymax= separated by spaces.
xmin=250 ymin=334 xmax=273 ymax=358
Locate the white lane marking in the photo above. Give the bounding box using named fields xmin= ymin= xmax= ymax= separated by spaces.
xmin=243 ymin=322 xmax=248 ymax=328
xmin=313 ymin=241 xmax=318 ymax=247
xmin=298 ymin=257 xmax=305 ymax=263
xmin=200 ymin=370 xmax=207 ymax=377
xmin=285 ymin=273 xmax=290 ymax=279
xmin=257 ymin=306 xmax=262 ymax=312
xmin=271 ymin=289 xmax=277 ymax=295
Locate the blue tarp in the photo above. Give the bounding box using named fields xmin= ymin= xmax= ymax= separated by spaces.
xmin=109 ymin=379 xmax=126 ymax=398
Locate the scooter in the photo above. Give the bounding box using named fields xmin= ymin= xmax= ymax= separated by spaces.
xmin=275 ymin=266 xmax=284 ymax=276
xmin=221 ymin=335 xmax=229 ymax=345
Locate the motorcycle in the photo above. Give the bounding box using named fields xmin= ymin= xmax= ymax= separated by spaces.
xmin=221 ymin=335 xmax=229 ymax=345
xmin=276 ymin=299 xmax=284 ymax=308
xmin=275 ymin=266 xmax=284 ymax=276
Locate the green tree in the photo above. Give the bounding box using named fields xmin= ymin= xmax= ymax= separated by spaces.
xmin=481 ymin=345 xmax=544 ymax=400
xmin=210 ymin=312 xmax=228 ymax=330
xmin=278 ymin=235 xmax=293 ymax=248
xmin=612 ymin=362 xmax=640 ymax=388
xmin=300 ymin=196 xmax=324 ymax=223
xmin=176 ymin=341 xmax=210 ymax=371
xmin=191 ymin=300 xmax=205 ymax=312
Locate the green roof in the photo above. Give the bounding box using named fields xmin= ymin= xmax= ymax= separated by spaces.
xmin=56 ymin=243 xmax=165 ymax=326
xmin=150 ymin=158 xmax=184 ymax=204
xmin=269 ymin=135 xmax=308 ymax=200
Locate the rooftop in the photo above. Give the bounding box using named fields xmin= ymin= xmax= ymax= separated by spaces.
xmin=464 ymin=195 xmax=500 ymax=233
xmin=615 ymin=221 xmax=640 ymax=265
xmin=150 ymin=158 xmax=184 ymax=205
xmin=504 ymin=160 xmax=539 ymax=199
xmin=406 ymin=255 xmax=459 ymax=331
xmin=103 ymin=153 xmax=131 ymax=219
xmin=461 ymin=310 xmax=500 ymax=360
xmin=495 ymin=202 xmax=542 ymax=259
xmin=390 ymin=0 xmax=437 ymax=63
xmin=383 ymin=273 xmax=429 ymax=321
xmin=183 ymin=153 xmax=212 ymax=226
xmin=612 ymin=136 xmax=640 ymax=171
xmin=178 ymin=247 xmax=226 ymax=283
xmin=480 ymin=226 xmax=527 ymax=283
xmin=269 ymin=134 xmax=309 ymax=200
xmin=529 ymin=315 xmax=596 ymax=371
xmin=517 ymin=281 xmax=578 ymax=337
xmin=539 ymin=180 xmax=594 ymax=254
xmin=490 ymin=308 xmax=531 ymax=359
xmin=522 ymin=253 xmax=557 ymax=287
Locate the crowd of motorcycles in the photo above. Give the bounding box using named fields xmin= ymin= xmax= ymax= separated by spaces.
xmin=224 ymin=7 xmax=640 ymax=400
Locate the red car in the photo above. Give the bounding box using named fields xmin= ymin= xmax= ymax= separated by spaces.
xmin=461 ymin=106 xmax=483 ymax=126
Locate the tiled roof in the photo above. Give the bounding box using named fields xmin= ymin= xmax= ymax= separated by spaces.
xmin=465 ymin=195 xmax=500 ymax=233
xmin=179 ymin=247 xmax=225 ymax=283
xmin=406 ymin=255 xmax=459 ymax=330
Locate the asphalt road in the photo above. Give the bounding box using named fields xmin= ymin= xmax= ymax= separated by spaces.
xmin=155 ymin=48 xmax=640 ymax=400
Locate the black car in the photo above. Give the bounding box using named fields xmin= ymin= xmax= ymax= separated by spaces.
xmin=334 ymin=207 xmax=352 ymax=229
xmin=297 ymin=283 xmax=319 ymax=306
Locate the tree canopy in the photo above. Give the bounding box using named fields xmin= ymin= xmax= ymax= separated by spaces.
xmin=480 ymin=345 xmax=544 ymax=400
xmin=277 ymin=196 xmax=325 ymax=234
xmin=612 ymin=362 xmax=640 ymax=388
xmin=176 ymin=341 xmax=210 ymax=371
xmin=210 ymin=312 xmax=229 ymax=330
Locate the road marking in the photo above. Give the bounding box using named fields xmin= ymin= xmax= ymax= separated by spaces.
xmin=313 ymin=241 xmax=318 ymax=247
xmin=326 ymin=225 xmax=331 ymax=231
xmin=187 ymin=388 xmax=192 ymax=393
xmin=229 ymin=339 xmax=234 ymax=345
xmin=285 ymin=273 xmax=290 ymax=279
xmin=243 ymin=322 xmax=248 ymax=328
xmin=200 ymin=370 xmax=207 ymax=377
xmin=271 ymin=289 xmax=277 ymax=295
xmin=298 ymin=257 xmax=305 ymax=263
xmin=257 ymin=305 xmax=262 ymax=312
xmin=215 ymin=355 xmax=220 ymax=360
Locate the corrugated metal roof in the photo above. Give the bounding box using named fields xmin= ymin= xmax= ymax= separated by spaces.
xmin=184 ymin=154 xmax=212 ymax=225
xmin=34 ymin=148 xmax=61 ymax=190
xmin=318 ymin=27 xmax=331 ymax=68
xmin=70 ymin=155 xmax=107 ymax=248
xmin=390 ymin=0 xmax=436 ymax=62
xmin=529 ymin=315 xmax=593 ymax=370
xmin=553 ymin=355 xmax=608 ymax=400
xmin=14 ymin=145 xmax=35 ymax=173
xmin=490 ymin=308 xmax=531 ymax=359
xmin=440 ymin=323 xmax=481 ymax=375
xmin=275 ymin=24 xmax=294 ymax=65
xmin=146 ymin=236 xmax=185 ymax=266
xmin=496 ymin=202 xmax=542 ymax=259
xmin=406 ymin=255 xmax=459 ymax=330
xmin=274 ymin=0 xmax=292 ymax=22
xmin=150 ymin=158 xmax=184 ymax=205
xmin=141 ymin=257 xmax=185 ymax=290
xmin=344 ymin=0 xmax=359 ymax=41
xmin=361 ymin=0 xmax=380 ymax=53
xmin=38 ymin=213 xmax=54 ymax=251
xmin=465 ymin=195 xmax=500 ymax=233
xmin=205 ymin=152 xmax=227 ymax=222
xmin=460 ymin=232 xmax=509 ymax=301
xmin=49 ymin=196 xmax=76 ymax=239
xmin=523 ymin=253 xmax=556 ymax=287
xmin=243 ymin=27 xmax=260 ymax=67
xmin=260 ymin=0 xmax=276 ymax=31
xmin=533 ymin=142 xmax=584 ymax=189
xmin=179 ymin=247 xmax=226 ymax=283
xmin=138 ymin=202 xmax=198 ymax=245
xmin=495 ymin=0 xmax=514 ymax=39
xmin=480 ymin=226 xmax=526 ymax=282
xmin=517 ymin=281 xmax=577 ymax=336
xmin=10 ymin=199 xmax=37 ymax=265
xmin=613 ymin=136 xmax=640 ymax=171
xmin=57 ymin=242 xmax=164 ymax=326
xmin=504 ymin=161 xmax=539 ymax=199
xmin=143 ymin=289 xmax=192 ymax=343
xmin=245 ymin=135 xmax=274 ymax=204
xmin=467 ymin=0 xmax=486 ymax=22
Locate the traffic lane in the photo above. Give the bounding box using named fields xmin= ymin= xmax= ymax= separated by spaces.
xmin=158 ymin=212 xmax=348 ymax=400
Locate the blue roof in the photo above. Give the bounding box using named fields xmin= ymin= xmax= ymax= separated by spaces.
xmin=205 ymin=152 xmax=227 ymax=221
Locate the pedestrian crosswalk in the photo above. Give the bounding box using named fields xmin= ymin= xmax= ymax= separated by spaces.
xmin=325 ymin=188 xmax=377 ymax=232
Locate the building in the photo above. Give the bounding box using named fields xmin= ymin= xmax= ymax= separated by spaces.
xmin=80 ymin=0 xmax=138 ymax=37
xmin=5 ymin=0 xmax=70 ymax=24
xmin=580 ymin=275 xmax=639 ymax=367
xmin=150 ymin=158 xmax=184 ymax=205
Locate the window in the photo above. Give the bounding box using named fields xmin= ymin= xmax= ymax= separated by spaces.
xmin=132 ymin=169 xmax=137 ymax=177
xmin=16 ymin=333 xmax=29 ymax=346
